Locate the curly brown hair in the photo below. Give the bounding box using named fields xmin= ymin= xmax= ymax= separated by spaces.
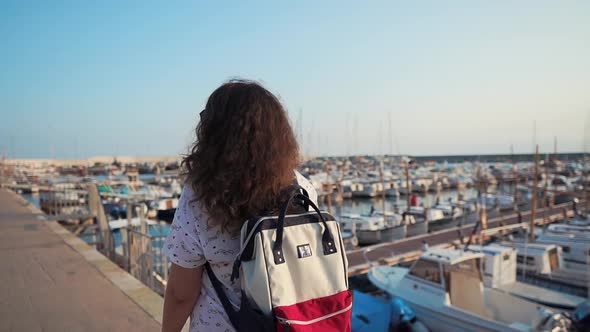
xmin=182 ymin=80 xmax=300 ymax=232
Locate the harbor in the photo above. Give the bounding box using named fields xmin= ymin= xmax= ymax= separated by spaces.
xmin=1 ymin=151 xmax=589 ymax=331
xmin=3 ymin=2 xmax=590 ymax=330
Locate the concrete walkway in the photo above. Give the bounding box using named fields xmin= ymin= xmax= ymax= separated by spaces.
xmin=0 ymin=189 xmax=162 ymax=332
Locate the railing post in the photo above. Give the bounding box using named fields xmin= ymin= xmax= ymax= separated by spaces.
xmin=120 ymin=226 xmax=128 ymax=271
xmin=126 ymin=229 xmax=131 ymax=272
xmin=162 ymin=252 xmax=169 ymax=281
xmin=92 ymin=216 xmax=99 ymax=248
xmin=129 ymin=230 xmax=136 ymax=278
xmin=53 ymin=190 xmax=57 ymax=215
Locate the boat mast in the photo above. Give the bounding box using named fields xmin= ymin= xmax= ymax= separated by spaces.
xmin=325 ymin=163 xmax=333 ymax=215
xmin=386 ymin=111 xmax=400 ymax=210
xmin=388 ymin=112 xmax=393 ymax=157
xmin=511 ymin=144 xmax=518 ymax=210
xmin=585 ymin=158 xmax=588 ymax=215
xmin=543 ymin=153 xmax=550 ymax=222
xmin=404 ymin=159 xmax=411 ymax=210
xmin=530 ymin=145 xmax=539 ymax=241
xmin=478 ymin=165 xmax=488 ymax=230
xmin=584 ymin=118 xmax=589 ymax=214
xmin=380 ymin=160 xmax=387 ymax=224
xmin=345 ymin=112 xmax=350 ymax=157
xmin=353 ymin=114 xmax=358 ymax=156
xmin=553 ymin=136 xmax=558 ymax=162
xmin=389 ymin=111 xmax=402 ymax=210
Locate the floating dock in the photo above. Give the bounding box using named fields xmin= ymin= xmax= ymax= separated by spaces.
xmin=346 ymin=202 xmax=576 ymax=275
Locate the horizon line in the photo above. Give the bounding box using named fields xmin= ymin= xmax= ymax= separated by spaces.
xmin=3 ymin=151 xmax=585 ymax=162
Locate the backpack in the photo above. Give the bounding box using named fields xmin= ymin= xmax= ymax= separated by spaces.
xmin=205 ymin=185 xmax=352 ymax=332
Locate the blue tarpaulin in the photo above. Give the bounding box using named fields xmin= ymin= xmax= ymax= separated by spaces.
xmin=351 ymin=290 xmax=391 ymax=332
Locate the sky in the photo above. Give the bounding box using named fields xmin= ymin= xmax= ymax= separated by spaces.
xmin=1 ymin=1 xmax=589 ymax=159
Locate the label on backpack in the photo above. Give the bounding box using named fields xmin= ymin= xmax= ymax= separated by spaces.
xmin=297 ymin=244 xmax=312 ymax=258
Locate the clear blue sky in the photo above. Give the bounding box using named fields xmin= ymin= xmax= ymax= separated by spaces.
xmin=1 ymin=1 xmax=589 ymax=159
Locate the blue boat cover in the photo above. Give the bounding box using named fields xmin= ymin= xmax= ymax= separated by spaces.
xmin=390 ymin=297 xmax=416 ymax=326
xmin=351 ymin=290 xmax=391 ymax=332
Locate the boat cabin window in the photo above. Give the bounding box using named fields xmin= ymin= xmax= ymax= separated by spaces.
xmin=562 ymin=246 xmax=570 ymax=253
xmin=516 ymin=255 xmax=535 ymax=266
xmin=409 ymin=259 xmax=442 ymax=285
xmin=548 ymin=248 xmax=559 ymax=270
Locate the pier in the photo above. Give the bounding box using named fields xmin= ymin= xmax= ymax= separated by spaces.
xmin=0 ymin=189 xmax=163 ymax=332
xmin=346 ymin=202 xmax=577 ymax=275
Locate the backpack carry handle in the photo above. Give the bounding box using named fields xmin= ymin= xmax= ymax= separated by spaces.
xmin=272 ymin=189 xmax=337 ymax=265
xmin=276 ymin=183 xmax=310 ymax=211
xmin=231 ymin=184 xmax=313 ymax=282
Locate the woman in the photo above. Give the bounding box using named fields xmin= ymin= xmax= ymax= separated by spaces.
xmin=162 ymin=80 xmax=317 ymax=332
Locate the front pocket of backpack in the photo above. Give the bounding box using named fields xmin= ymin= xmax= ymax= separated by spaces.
xmin=274 ymin=290 xmax=352 ymax=332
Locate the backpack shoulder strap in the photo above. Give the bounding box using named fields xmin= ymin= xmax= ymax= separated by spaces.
xmin=204 ymin=262 xmax=239 ymax=327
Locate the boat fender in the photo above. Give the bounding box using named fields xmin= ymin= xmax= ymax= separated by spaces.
xmin=390 ymin=298 xmax=430 ymax=332
xmin=350 ymin=236 xmax=359 ymax=248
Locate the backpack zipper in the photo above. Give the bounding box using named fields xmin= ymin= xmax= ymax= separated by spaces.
xmin=276 ymin=302 xmax=352 ymax=327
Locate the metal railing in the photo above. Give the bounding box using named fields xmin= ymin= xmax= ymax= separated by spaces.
xmin=39 ymin=187 xmax=90 ymax=216
xmin=114 ymin=226 xmax=169 ymax=295
xmin=86 ymin=220 xmax=170 ymax=295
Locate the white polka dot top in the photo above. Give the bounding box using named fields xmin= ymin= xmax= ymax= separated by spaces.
xmin=164 ymin=171 xmax=317 ymax=331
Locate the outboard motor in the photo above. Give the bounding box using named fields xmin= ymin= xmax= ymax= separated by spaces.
xmin=571 ymin=300 xmax=590 ymax=332
xmin=390 ymin=298 xmax=429 ymax=332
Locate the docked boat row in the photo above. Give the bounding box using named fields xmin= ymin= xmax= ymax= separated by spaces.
xmin=467 ymin=244 xmax=586 ymax=311
xmin=356 ymin=210 xmax=590 ymax=331
xmin=336 ymin=193 xmax=524 ymax=247
xmin=301 ymin=156 xmax=589 ymax=206
xmin=5 ymin=153 xmax=590 ymax=331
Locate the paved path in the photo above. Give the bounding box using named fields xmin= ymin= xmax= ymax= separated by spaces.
xmin=0 ymin=189 xmax=162 ymax=332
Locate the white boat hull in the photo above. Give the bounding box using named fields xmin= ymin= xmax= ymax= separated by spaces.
xmin=398 ymin=301 xmax=526 ymax=332
xmin=428 ymin=217 xmax=459 ymax=233
xmin=357 ymin=225 xmax=406 ymax=245
xmin=368 ymin=268 xmax=529 ymax=332
xmin=497 ymin=282 xmax=585 ymax=311
xmin=407 ymin=220 xmax=429 ymax=237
